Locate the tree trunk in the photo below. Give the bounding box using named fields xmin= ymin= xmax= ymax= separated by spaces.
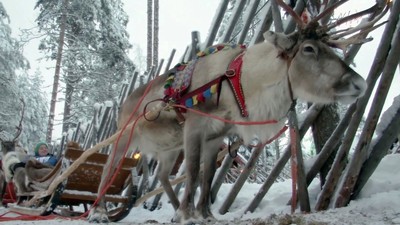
xmin=153 ymin=0 xmax=159 ymax=72
xmin=311 ymin=104 xmax=340 ymax=187
xmin=146 ymin=0 xmax=153 ymax=72
xmin=62 ymin=76 xmax=74 ymax=133
xmin=46 ymin=0 xmax=68 ymax=143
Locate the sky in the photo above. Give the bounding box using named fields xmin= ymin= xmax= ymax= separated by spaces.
xmin=1 ymin=0 xmax=399 ymax=140
xmin=1 ymin=153 xmax=399 ymax=224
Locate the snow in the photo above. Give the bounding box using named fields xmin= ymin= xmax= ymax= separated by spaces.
xmin=375 ymin=95 xmax=400 ymax=137
xmin=1 ymin=154 xmax=400 ymax=224
xmin=104 ymin=101 xmax=114 ymax=108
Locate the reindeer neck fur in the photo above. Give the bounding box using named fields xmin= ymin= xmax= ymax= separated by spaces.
xmin=2 ymin=152 xmax=21 ymax=182
xmin=235 ymin=41 xmax=293 ymax=144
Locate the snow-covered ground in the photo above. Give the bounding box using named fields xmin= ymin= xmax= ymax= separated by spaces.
xmin=1 ymin=154 xmax=399 ymax=225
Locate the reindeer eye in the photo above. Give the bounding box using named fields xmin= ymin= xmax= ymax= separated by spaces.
xmin=304 ymin=46 xmax=315 ymax=53
xmin=302 ymin=44 xmax=318 ymax=56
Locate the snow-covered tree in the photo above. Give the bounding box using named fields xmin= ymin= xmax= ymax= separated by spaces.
xmin=0 ymin=3 xmax=30 ymax=141
xmin=35 ymin=0 xmax=135 ymax=137
xmin=16 ymin=69 xmax=49 ymax=152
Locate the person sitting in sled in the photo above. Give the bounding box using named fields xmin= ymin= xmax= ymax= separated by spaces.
xmin=34 ymin=142 xmax=58 ymax=166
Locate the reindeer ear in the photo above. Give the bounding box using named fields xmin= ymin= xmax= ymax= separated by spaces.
xmin=263 ymin=31 xmax=298 ymax=52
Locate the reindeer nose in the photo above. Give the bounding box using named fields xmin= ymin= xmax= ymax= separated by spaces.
xmin=334 ymin=72 xmax=367 ymax=99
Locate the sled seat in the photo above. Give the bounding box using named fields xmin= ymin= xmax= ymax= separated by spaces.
xmin=57 ymin=142 xmax=138 ymax=205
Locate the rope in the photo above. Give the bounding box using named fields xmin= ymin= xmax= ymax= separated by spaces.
xmin=83 ymin=78 xmax=160 ymax=217
xmin=171 ymin=104 xmax=279 ymax=126
xmin=6 ymin=182 xmax=16 ymax=203
xmin=0 ymin=210 xmax=75 ymax=222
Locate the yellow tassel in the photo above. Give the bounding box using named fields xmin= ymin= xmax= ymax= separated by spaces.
xmin=192 ymin=96 xmax=198 ymax=105
xmin=210 ymin=84 xmax=218 ymax=94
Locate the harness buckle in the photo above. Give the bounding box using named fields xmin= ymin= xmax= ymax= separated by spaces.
xmin=225 ymin=69 xmax=236 ymax=77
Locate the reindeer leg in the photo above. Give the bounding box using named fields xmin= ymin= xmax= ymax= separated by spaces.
xmin=195 ymin=134 xmax=224 ymax=221
xmin=88 ymin=197 xmax=108 ymax=223
xmin=88 ymin=134 xmax=129 ymax=223
xmin=157 ymin=150 xmax=181 ymax=211
xmin=177 ymin=119 xmax=202 ymax=225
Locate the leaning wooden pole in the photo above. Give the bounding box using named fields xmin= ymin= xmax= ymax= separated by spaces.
xmin=245 ymin=104 xmax=322 ymax=213
xmin=352 ymin=95 xmax=400 ymax=199
xmin=315 ymin=2 xmax=399 ymax=210
xmin=210 ymin=143 xmax=238 ymax=203
xmin=204 ymin=0 xmax=230 ymax=48
xmin=287 ymin=103 xmax=310 ymax=213
xmin=219 ymin=144 xmax=264 ymax=215
xmin=335 ymin=11 xmax=400 ymax=207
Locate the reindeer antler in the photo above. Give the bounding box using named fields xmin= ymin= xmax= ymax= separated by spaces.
xmin=12 ymin=98 xmax=25 ymax=142
xmin=310 ymin=0 xmax=350 ymax=25
xmin=324 ymin=1 xmax=390 ymax=54
xmin=330 ymin=3 xmax=390 ymax=40
xmin=274 ymin=0 xmax=391 ymax=53
xmin=275 ymin=0 xmax=305 ymax=28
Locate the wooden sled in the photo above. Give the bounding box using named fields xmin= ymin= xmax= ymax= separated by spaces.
xmin=10 ymin=142 xmax=138 ymax=222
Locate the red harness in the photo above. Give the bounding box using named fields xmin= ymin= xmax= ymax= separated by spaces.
xmin=224 ymin=52 xmax=248 ymax=117
xmin=176 ymin=51 xmax=249 ymax=118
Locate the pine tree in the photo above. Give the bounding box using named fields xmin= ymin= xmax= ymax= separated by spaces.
xmin=0 ymin=3 xmax=29 ymax=140
xmin=35 ymin=0 xmax=134 ymax=139
xmin=16 ymin=69 xmax=49 ymax=151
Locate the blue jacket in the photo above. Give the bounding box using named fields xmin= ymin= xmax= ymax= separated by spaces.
xmin=35 ymin=154 xmax=58 ymax=166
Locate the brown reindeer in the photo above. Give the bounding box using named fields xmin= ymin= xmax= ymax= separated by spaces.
xmin=88 ymin=1 xmax=389 ymax=224
xmin=1 ymin=99 xmax=54 ymax=203
xmin=0 ymin=99 xmax=32 ymax=200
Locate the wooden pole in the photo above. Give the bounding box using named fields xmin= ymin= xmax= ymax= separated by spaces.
xmin=219 ymin=144 xmax=264 ymax=215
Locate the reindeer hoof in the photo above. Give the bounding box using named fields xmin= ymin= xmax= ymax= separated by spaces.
xmin=195 ymin=208 xmax=215 ymax=221
xmin=87 ymin=207 xmax=109 ymax=223
xmin=181 ymin=218 xmax=202 ymax=225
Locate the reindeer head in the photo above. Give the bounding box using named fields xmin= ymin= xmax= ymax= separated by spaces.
xmin=264 ymin=0 xmax=390 ymax=104
xmin=0 ymin=99 xmax=25 ymax=155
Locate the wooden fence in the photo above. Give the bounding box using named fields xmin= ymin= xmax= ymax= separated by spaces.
xmin=62 ymin=0 xmax=400 ymax=215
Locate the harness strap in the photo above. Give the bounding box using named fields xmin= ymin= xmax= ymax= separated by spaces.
xmin=178 ymin=76 xmax=225 ymax=112
xmin=224 ymin=52 xmax=248 ymax=117
xmin=176 ymin=50 xmax=248 ymax=119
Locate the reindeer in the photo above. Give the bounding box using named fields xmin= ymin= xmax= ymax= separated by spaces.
xmin=89 ymin=1 xmax=389 ymax=224
xmin=0 ymin=99 xmax=33 ymax=200
xmin=1 ymin=99 xmax=55 ymax=204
